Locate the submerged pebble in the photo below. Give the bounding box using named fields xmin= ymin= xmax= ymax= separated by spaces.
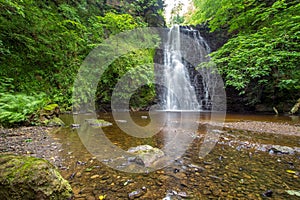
xmin=263 ymin=190 xmax=273 ymax=197
xmin=128 ymin=188 xmax=145 ymax=199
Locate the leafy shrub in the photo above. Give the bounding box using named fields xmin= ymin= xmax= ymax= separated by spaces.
xmin=0 ymin=77 xmax=14 ymax=93
xmin=0 ymin=93 xmax=47 ymax=127
xmin=191 ymin=0 xmax=300 ymax=107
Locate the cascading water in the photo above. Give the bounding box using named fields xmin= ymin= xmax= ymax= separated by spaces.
xmin=162 ymin=25 xmax=211 ymax=111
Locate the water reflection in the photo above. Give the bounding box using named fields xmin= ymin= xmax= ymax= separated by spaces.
xmin=56 ymin=112 xmax=300 ymax=199
xmin=72 ymin=111 xmax=203 ymax=173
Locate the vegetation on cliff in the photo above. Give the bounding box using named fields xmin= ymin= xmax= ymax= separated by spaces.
xmin=190 ymin=0 xmax=300 ymax=110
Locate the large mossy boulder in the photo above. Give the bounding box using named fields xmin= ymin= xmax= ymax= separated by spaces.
xmin=0 ymin=154 xmax=73 ymax=200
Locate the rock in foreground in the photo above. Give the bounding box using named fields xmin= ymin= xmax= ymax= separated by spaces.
xmin=128 ymin=145 xmax=165 ymax=167
xmin=0 ymin=154 xmax=73 ymax=200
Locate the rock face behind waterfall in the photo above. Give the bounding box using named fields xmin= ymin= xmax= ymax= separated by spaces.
xmin=0 ymin=154 xmax=73 ymax=200
xmin=194 ymin=24 xmax=230 ymax=52
xmin=155 ymin=25 xmax=214 ymax=110
xmin=153 ymin=25 xmax=232 ymax=111
xmin=194 ymin=24 xmax=254 ymax=112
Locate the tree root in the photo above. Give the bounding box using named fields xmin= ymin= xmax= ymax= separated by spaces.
xmin=290 ymin=98 xmax=300 ymax=115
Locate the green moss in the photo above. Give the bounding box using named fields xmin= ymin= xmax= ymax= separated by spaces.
xmin=0 ymin=154 xmax=73 ymax=200
xmin=44 ymin=117 xmax=65 ymax=127
xmin=43 ymin=104 xmax=59 ymax=111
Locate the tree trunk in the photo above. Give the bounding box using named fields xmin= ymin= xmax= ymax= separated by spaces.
xmin=290 ymin=98 xmax=300 ymax=115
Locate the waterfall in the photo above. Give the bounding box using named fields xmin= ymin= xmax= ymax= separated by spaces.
xmin=162 ymin=25 xmax=211 ymax=111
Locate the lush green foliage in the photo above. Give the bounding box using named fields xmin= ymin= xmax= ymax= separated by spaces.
xmin=191 ymin=0 xmax=300 ymax=107
xmin=0 ymin=93 xmax=46 ymax=126
xmin=0 ymin=77 xmax=47 ymax=126
xmin=109 ymin=0 xmax=164 ymax=17
xmin=96 ymin=49 xmax=157 ymax=110
xmin=0 ymin=0 xmax=163 ymax=125
xmin=1 ymin=0 xmax=91 ymax=108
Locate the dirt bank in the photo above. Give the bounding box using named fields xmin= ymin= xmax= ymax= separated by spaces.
xmin=0 ymin=126 xmax=63 ymax=167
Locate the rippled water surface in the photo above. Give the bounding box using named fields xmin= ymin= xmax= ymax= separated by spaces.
xmin=54 ymin=112 xmax=300 ymax=199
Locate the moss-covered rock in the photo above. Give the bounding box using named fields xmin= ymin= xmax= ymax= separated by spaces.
xmin=43 ymin=104 xmax=59 ymax=112
xmin=0 ymin=154 xmax=73 ymax=200
xmin=85 ymin=119 xmax=112 ymax=127
xmin=40 ymin=104 xmax=62 ymax=126
xmin=44 ymin=117 xmax=65 ymax=127
xmin=40 ymin=104 xmax=60 ymax=118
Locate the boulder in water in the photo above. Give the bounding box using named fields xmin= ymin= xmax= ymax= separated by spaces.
xmin=44 ymin=117 xmax=65 ymax=127
xmin=85 ymin=119 xmax=112 ymax=127
xmin=269 ymin=145 xmax=295 ymax=154
xmin=127 ymin=145 xmax=164 ymax=167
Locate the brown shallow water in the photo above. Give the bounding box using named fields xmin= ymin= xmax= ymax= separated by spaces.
xmin=50 ymin=112 xmax=300 ymax=199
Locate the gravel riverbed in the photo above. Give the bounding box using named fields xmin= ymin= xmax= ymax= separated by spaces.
xmin=1 ymin=120 xmax=299 ymax=199
xmin=1 ymin=120 xmax=299 ymax=167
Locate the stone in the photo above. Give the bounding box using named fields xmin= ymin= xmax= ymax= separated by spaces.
xmin=269 ymin=145 xmax=295 ymax=154
xmin=115 ymin=119 xmax=127 ymax=123
xmin=128 ymin=189 xmax=145 ymax=199
xmin=40 ymin=104 xmax=62 ymax=126
xmin=41 ymin=104 xmax=60 ymax=118
xmin=44 ymin=117 xmax=65 ymax=127
xmin=76 ymin=172 xmax=82 ymax=177
xmin=85 ymin=119 xmax=112 ymax=127
xmin=71 ymin=124 xmax=80 ymax=128
xmin=127 ymin=145 xmax=164 ymax=167
xmin=90 ymin=175 xmax=100 ymax=179
xmin=188 ymin=163 xmax=205 ymax=172
xmin=263 ymin=190 xmax=273 ymax=197
xmin=128 ymin=156 xmax=145 ymax=166
xmin=0 ymin=154 xmax=73 ymax=200
xmin=177 ymin=191 xmax=188 ymax=198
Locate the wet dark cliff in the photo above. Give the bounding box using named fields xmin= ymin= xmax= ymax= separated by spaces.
xmin=193 ymin=24 xmax=230 ymax=52
xmin=153 ymin=24 xmax=254 ymax=113
xmin=193 ymin=25 xmax=256 ymax=112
